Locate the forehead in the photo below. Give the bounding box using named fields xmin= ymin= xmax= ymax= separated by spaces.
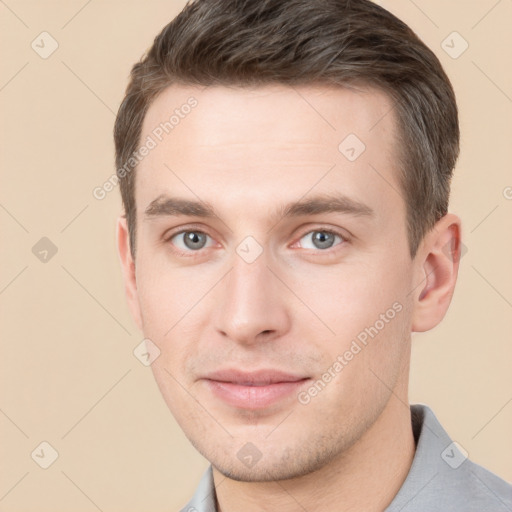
xmin=136 ymin=83 xmax=402 ymax=224
xmin=142 ymin=82 xmax=396 ymax=145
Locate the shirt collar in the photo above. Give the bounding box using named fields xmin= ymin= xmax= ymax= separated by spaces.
xmin=179 ymin=404 xmax=504 ymax=512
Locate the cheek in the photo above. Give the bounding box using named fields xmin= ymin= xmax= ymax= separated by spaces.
xmin=135 ymin=264 xmax=211 ymax=372
xmin=149 ymin=361 xmax=197 ymax=436
xmin=135 ymin=261 xmax=200 ymax=330
xmin=310 ymin=300 xmax=411 ymax=420
xmin=289 ymin=258 xmax=407 ymax=339
xmin=293 ymin=257 xmax=411 ymax=395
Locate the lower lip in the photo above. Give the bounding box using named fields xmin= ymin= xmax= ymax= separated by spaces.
xmin=204 ymin=379 xmax=310 ymax=409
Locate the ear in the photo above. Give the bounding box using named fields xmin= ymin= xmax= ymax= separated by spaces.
xmin=411 ymin=213 xmax=462 ymax=332
xmin=116 ymin=214 xmax=143 ymax=331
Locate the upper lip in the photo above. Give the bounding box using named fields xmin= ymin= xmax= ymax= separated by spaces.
xmin=202 ymin=369 xmax=309 ymax=386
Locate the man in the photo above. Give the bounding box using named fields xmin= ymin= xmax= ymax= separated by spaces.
xmin=114 ymin=0 xmax=512 ymax=510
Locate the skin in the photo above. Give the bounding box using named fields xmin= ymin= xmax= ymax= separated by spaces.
xmin=117 ymin=83 xmax=462 ymax=511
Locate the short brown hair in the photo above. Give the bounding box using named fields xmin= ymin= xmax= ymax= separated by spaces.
xmin=114 ymin=0 xmax=459 ymax=260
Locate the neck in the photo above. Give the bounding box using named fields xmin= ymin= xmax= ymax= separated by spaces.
xmin=213 ymin=396 xmax=416 ymax=512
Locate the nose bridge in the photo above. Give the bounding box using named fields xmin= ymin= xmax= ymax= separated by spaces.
xmin=214 ymin=244 xmax=290 ymax=344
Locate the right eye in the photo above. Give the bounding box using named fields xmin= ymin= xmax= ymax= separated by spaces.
xmin=166 ymin=230 xmax=216 ymax=255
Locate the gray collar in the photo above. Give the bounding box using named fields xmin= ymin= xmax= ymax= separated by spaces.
xmin=181 ymin=404 xmax=512 ymax=511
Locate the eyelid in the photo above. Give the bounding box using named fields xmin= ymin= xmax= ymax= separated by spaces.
xmin=162 ymin=224 xmax=215 ymax=255
xmin=291 ymin=226 xmax=350 ymax=250
xmin=163 ymin=222 xmax=215 ymax=240
xmin=163 ymin=224 xmax=350 ymax=255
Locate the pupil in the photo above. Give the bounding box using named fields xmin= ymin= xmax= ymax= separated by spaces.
xmin=185 ymin=232 xmax=205 ymax=249
xmin=314 ymin=231 xmax=333 ymax=249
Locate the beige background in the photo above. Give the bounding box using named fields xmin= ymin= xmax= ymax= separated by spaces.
xmin=1 ymin=0 xmax=511 ymax=510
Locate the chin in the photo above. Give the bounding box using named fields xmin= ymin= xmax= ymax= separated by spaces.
xmin=208 ymin=442 xmax=343 ymax=483
xmin=213 ymin=462 xmax=314 ymax=483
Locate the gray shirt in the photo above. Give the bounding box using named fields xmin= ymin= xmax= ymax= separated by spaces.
xmin=181 ymin=404 xmax=512 ymax=511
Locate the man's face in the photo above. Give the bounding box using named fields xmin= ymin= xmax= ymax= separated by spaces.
xmin=123 ymin=84 xmax=419 ymax=480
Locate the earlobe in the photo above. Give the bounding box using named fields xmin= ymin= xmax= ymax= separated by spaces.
xmin=116 ymin=215 xmax=143 ymax=331
xmin=411 ymin=213 xmax=462 ymax=333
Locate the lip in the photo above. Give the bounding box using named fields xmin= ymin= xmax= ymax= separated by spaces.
xmin=201 ymin=369 xmax=310 ymax=410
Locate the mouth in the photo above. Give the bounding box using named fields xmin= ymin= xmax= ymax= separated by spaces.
xmin=201 ymin=369 xmax=311 ymax=410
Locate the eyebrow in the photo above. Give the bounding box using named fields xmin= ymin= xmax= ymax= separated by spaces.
xmin=143 ymin=193 xmax=375 ymax=222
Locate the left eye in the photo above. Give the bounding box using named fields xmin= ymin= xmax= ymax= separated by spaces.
xmin=169 ymin=231 xmax=214 ymax=252
xmin=167 ymin=228 xmax=346 ymax=254
xmin=298 ymin=230 xmax=345 ymax=250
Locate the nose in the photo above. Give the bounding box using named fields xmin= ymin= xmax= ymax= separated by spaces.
xmin=213 ymin=249 xmax=291 ymax=346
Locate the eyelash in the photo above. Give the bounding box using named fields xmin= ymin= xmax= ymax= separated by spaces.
xmin=163 ymin=226 xmax=349 ymax=258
